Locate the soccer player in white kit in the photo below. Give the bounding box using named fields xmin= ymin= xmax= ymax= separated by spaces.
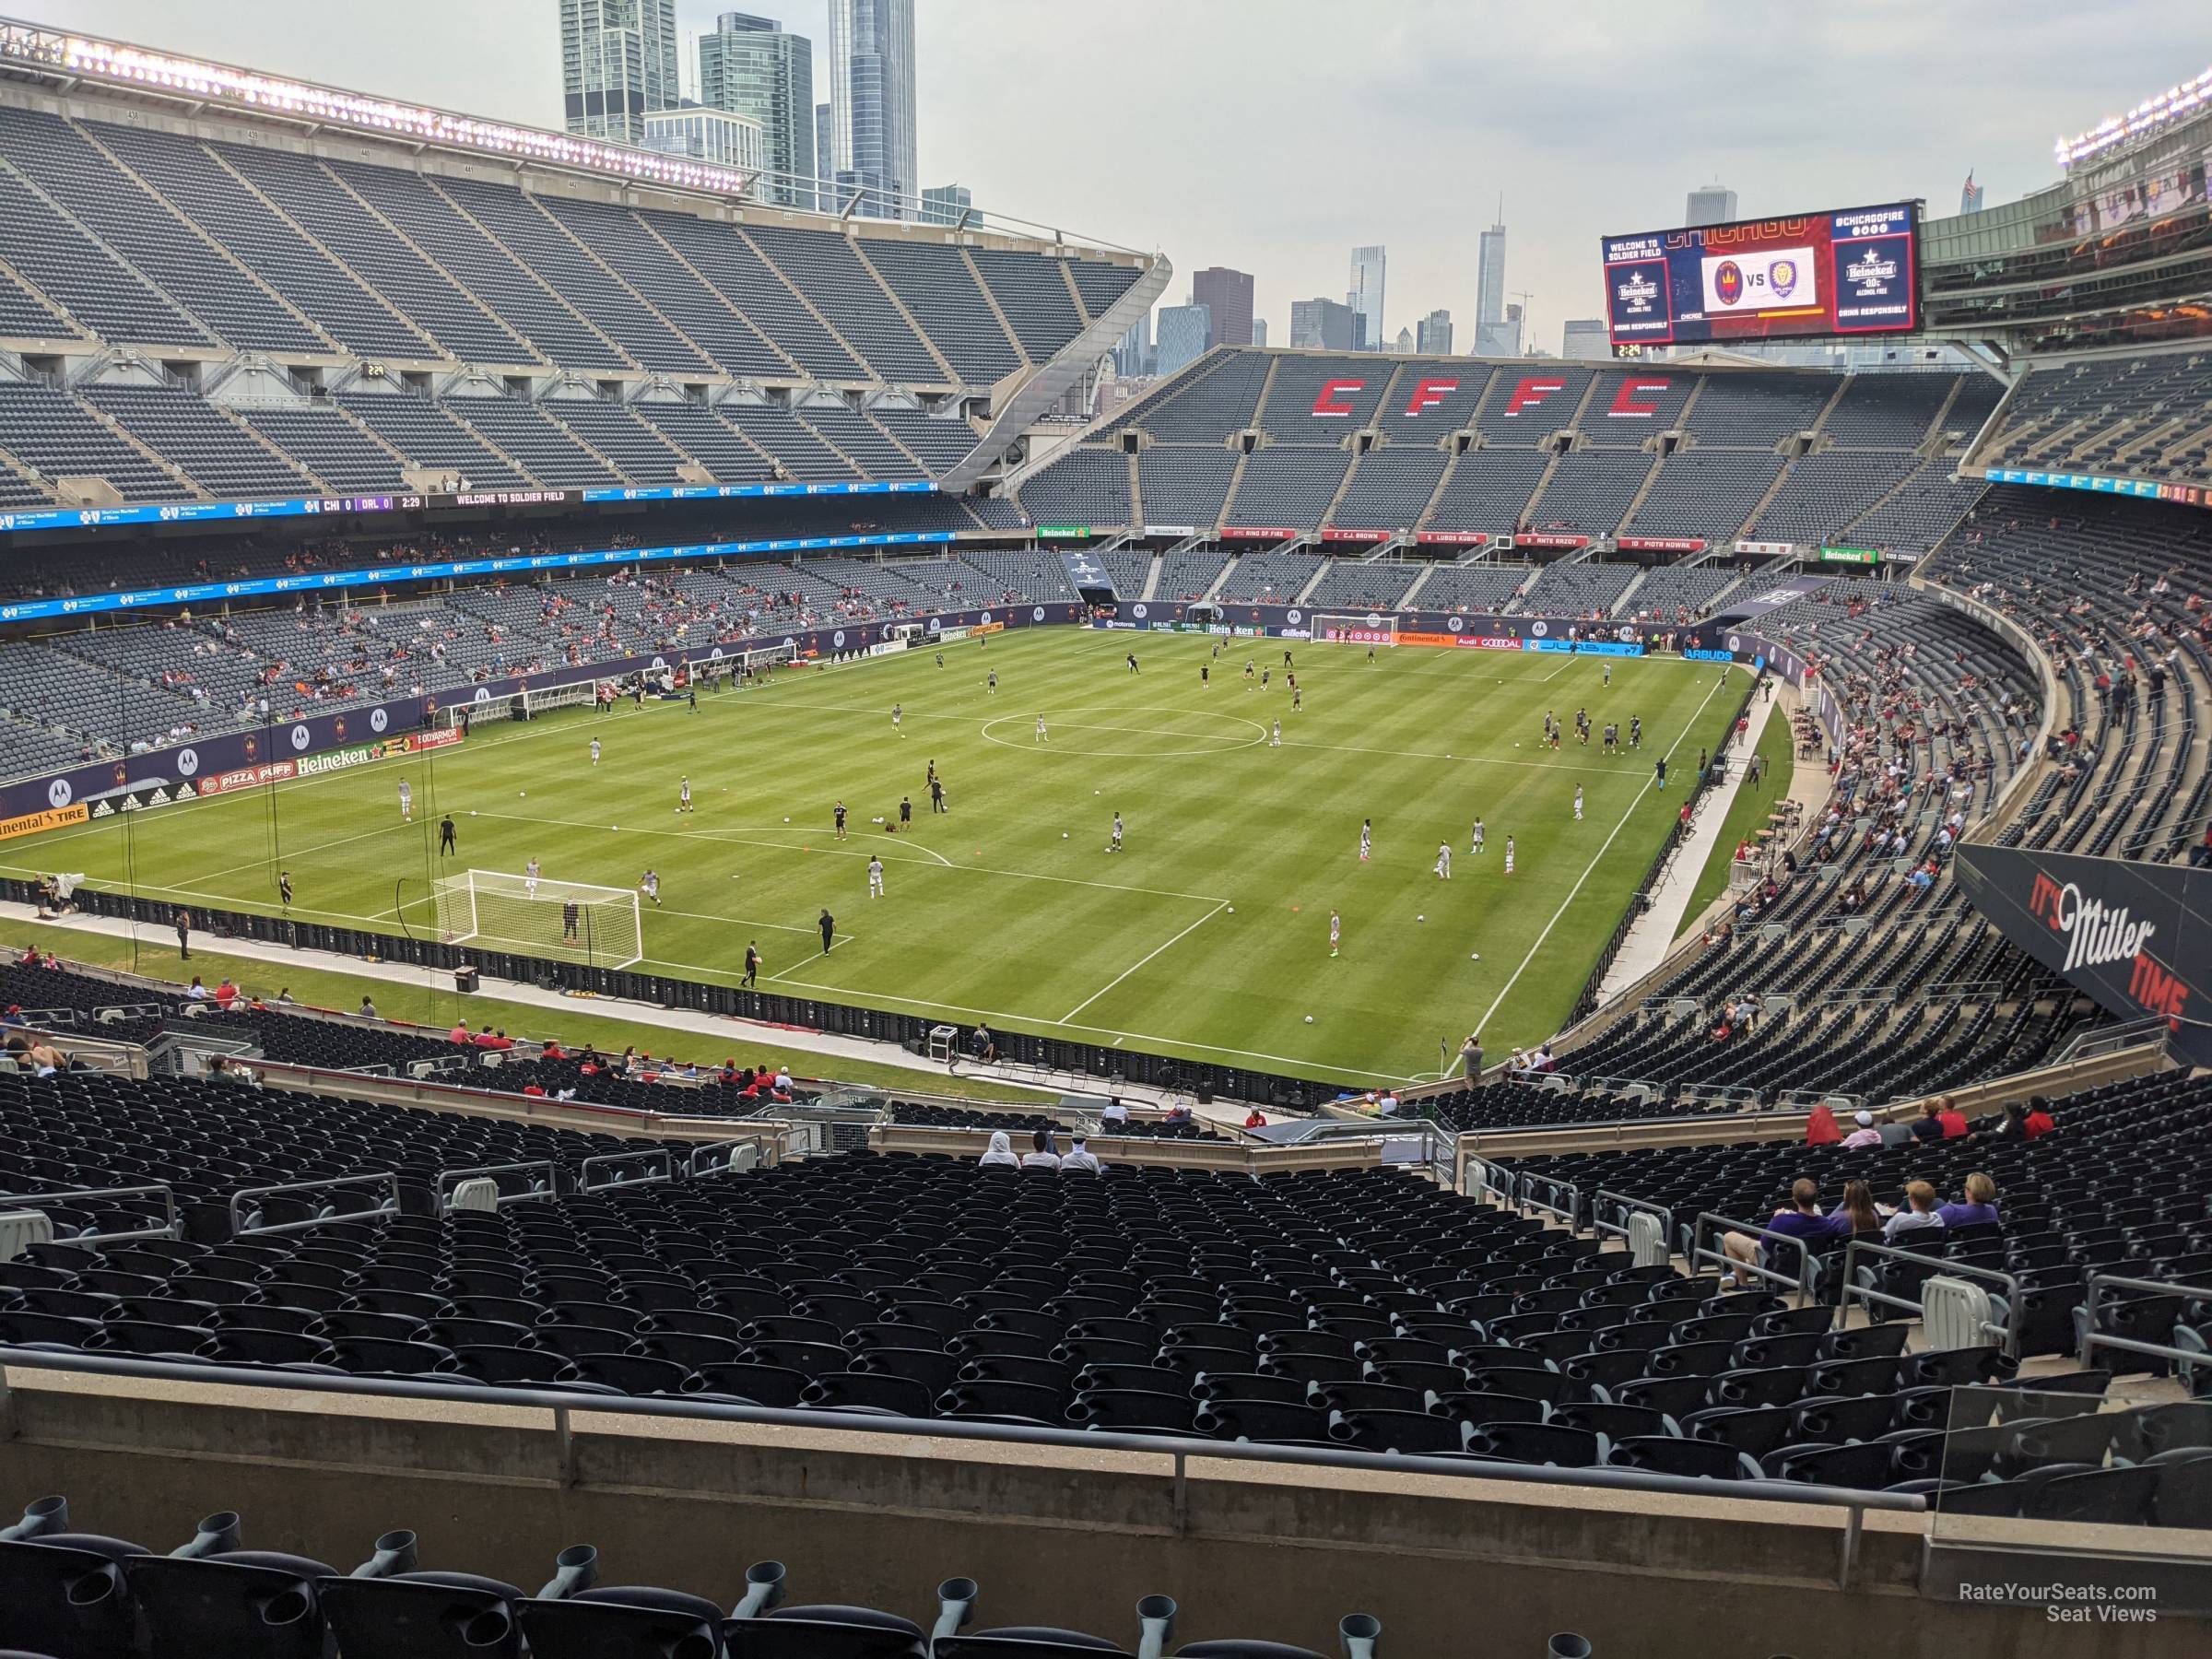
xmin=1329 ymin=909 xmax=1341 ymax=958
xmin=1359 ymin=819 xmax=1372 ymax=863
xmin=397 ymin=780 xmax=412 ymax=822
xmin=891 ymin=703 xmax=902 ymax=731
xmin=1434 ymin=841 xmax=1452 ymax=880
xmin=1472 ymin=818 xmax=1486 ymax=853
xmin=867 ymin=855 xmax=885 ymax=898
xmin=640 ymin=868 xmax=660 ymax=907
xmin=1109 ymin=811 xmax=1124 ymax=853
xmin=1504 ymin=837 xmax=1516 ymax=876
xmin=677 ymin=776 xmax=692 ymax=815
xmin=1034 ymin=715 xmax=1047 ymax=744
xmin=1574 ymin=785 xmax=1583 ymax=821
xmin=590 ymin=737 xmax=601 ymax=766
xmin=524 ymin=857 xmax=541 ymax=898
xmin=1271 ymin=719 xmax=1282 ymax=747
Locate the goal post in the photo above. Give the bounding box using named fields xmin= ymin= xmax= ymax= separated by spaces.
xmin=432 ymin=869 xmax=644 ymax=969
xmin=1312 ymin=615 xmax=1399 ymax=646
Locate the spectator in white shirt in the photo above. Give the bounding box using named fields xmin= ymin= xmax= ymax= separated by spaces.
xmin=1841 ymin=1111 xmax=1884 ymax=1149
xmin=1882 ymin=1181 xmax=1946 ymax=1242
xmin=978 ymin=1130 xmax=1018 ymax=1169
xmin=1100 ymin=1100 xmax=1129 ymax=1126
xmin=1018 ymin=1127 xmax=1061 ymax=1171
xmin=1061 ymin=1134 xmax=1103 ymax=1175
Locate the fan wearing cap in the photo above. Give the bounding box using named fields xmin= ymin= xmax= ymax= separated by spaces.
xmin=1840 ymin=1110 xmax=1885 ymax=1149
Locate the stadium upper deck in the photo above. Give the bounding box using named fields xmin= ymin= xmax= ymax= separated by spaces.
xmin=0 ymin=23 xmax=1159 ymax=515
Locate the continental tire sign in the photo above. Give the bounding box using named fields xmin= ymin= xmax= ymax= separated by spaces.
xmin=0 ymin=803 xmax=88 ymax=841
xmin=1955 ymin=844 xmax=2209 ymax=1065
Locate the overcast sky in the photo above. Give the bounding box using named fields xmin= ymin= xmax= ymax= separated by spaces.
xmin=30 ymin=1 xmax=2212 ymax=352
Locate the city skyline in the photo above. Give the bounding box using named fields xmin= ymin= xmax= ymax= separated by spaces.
xmin=33 ymin=0 xmax=2210 ymax=337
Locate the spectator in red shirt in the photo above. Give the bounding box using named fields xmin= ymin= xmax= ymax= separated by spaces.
xmin=1244 ymin=1107 xmax=1268 ymax=1129
xmin=212 ymin=978 xmax=239 ymax=1009
xmin=2023 ymin=1100 xmax=2055 ymax=1139
xmin=450 ymin=1021 xmax=471 ymax=1044
xmin=1933 ymin=1096 xmax=1971 ymax=1138
xmin=1806 ymin=1102 xmax=1842 ymax=1146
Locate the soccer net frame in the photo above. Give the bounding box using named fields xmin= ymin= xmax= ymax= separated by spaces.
xmin=1312 ymin=615 xmax=1399 ymax=646
xmin=432 ymin=869 xmax=644 ymax=969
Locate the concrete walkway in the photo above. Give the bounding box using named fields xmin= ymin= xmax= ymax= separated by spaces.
xmin=0 ymin=899 xmax=1188 ymax=1107
xmin=1591 ymin=678 xmax=1788 ymax=1004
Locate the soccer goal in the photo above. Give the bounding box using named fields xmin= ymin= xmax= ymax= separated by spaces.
xmin=1312 ymin=615 xmax=1399 ymax=646
xmin=432 ymin=869 xmax=644 ymax=968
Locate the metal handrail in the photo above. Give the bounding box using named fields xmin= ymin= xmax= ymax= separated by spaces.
xmin=228 ymin=1171 xmax=399 ymax=1239
xmin=1519 ymin=1171 xmax=1581 ymax=1228
xmin=684 ymin=1140 xmax=759 ymax=1179
xmin=0 ymin=1182 xmax=178 ymax=1243
xmin=1462 ymin=1152 xmax=1514 ymax=1204
xmin=2080 ymin=1272 xmax=2212 ymax=1375
xmin=1690 ymin=1211 xmax=1819 ymax=1301
xmin=1838 ymin=1239 xmax=2022 ymax=1359
xmin=434 ymin=1159 xmax=559 ymax=1209
xmin=1594 ymin=1189 xmax=1673 ymax=1250
xmin=0 ymin=1344 xmax=1927 ymax=1520
xmin=578 ymin=1148 xmax=674 ymax=1191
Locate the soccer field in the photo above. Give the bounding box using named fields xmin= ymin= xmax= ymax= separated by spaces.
xmin=5 ymin=629 xmax=1747 ymax=1084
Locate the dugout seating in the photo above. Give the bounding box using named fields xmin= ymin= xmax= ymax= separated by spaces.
xmin=0 ymin=1493 xmax=1387 ymax=1659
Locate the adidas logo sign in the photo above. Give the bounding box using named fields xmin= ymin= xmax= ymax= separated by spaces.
xmin=147 ymin=787 xmax=171 ymax=806
xmin=121 ymin=796 xmax=141 ymax=811
xmin=176 ymin=782 xmax=195 ymax=798
xmin=89 ymin=802 xmax=112 ymax=818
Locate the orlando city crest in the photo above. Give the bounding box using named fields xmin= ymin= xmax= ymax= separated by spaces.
xmin=1771 ymin=258 xmax=1799 ymax=299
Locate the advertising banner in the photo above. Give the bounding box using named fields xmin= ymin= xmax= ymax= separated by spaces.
xmin=1618 ymin=536 xmax=1707 ymax=554
xmin=1954 ymin=845 xmax=2209 ymax=1065
xmin=1414 ymin=531 xmax=1493 ymax=546
xmin=0 ymin=803 xmax=88 ymax=841
xmin=1220 ymin=527 xmax=1299 ymax=541
xmin=1512 ymin=533 xmax=1592 ymax=551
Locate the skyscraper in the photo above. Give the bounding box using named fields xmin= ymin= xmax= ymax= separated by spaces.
xmin=643 ymin=102 xmax=764 ymax=171
xmin=1116 ymin=312 xmax=1152 ymax=378
xmin=1154 ymin=304 xmax=1212 ymax=378
xmin=827 ymin=0 xmax=917 ymax=218
xmin=1191 ymin=267 xmax=1255 ymax=347
xmin=1289 ymin=297 xmax=1360 ymax=351
xmin=1475 ymin=206 xmax=1511 ymax=355
xmin=1960 ymin=171 xmax=1984 ymax=213
xmin=1561 ymin=319 xmax=1608 ymax=360
xmin=560 ymin=0 xmax=680 ymax=146
xmin=815 ymin=102 xmax=833 ymax=210
xmin=1347 ymin=245 xmax=1386 ymax=354
xmin=1685 ymin=182 xmax=1737 ymax=227
xmin=1251 ymin=318 xmax=1267 ymax=347
xmin=921 ymin=184 xmax=971 ymax=226
xmin=697 ymin=13 xmax=814 ymax=207
xmin=1416 ymin=309 xmax=1453 ymax=355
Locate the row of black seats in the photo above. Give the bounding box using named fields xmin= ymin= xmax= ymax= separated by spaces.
xmin=0 ymin=1496 xmax=1384 ymax=1658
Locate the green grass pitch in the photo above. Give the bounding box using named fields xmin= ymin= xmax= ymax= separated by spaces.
xmin=5 ymin=629 xmax=1747 ymax=1086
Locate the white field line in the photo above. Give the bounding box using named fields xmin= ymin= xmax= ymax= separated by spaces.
xmin=1058 ymin=900 xmax=1230 ymax=1025
xmin=1469 ymin=671 xmax=1735 ymax=1037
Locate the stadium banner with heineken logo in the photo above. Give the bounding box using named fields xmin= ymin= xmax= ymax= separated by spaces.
xmin=1955 ymin=844 xmax=2209 ymax=1066
xmin=1037 ymin=525 xmax=1091 ymax=540
xmin=1818 ymin=546 xmax=1881 ymax=565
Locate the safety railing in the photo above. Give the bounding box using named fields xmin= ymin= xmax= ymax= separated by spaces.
xmin=1519 ymin=1172 xmax=1582 ymax=1228
xmin=1838 ymin=1241 xmax=2022 ymax=1359
xmin=434 ymin=1159 xmax=559 ymax=1211
xmin=2079 ymin=1272 xmax=2212 ymax=1378
xmin=228 ymin=1171 xmax=399 ymax=1239
xmin=683 ymin=1140 xmax=761 ymax=1179
xmin=1689 ymin=1211 xmax=1818 ymax=1302
xmin=0 ymin=1344 xmax=1925 ymax=1589
xmin=1462 ymin=1152 xmax=1514 ymax=1204
xmin=579 ymin=1147 xmax=674 ymax=1191
xmin=1593 ymin=1189 xmax=1674 ymax=1253
xmin=0 ymin=1182 xmax=178 ymax=1244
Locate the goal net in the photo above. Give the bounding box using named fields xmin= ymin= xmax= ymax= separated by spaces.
xmin=1312 ymin=615 xmax=1399 ymax=646
xmin=432 ymin=869 xmax=644 ymax=969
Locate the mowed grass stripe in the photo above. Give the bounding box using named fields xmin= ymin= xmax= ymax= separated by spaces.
xmin=1 ymin=630 xmax=1744 ymax=1076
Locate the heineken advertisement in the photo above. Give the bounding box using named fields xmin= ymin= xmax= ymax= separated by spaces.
xmin=1818 ymin=546 xmax=1881 ymax=566
xmin=1037 ymin=525 xmax=1092 ymax=540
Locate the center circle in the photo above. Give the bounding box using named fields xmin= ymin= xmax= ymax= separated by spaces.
xmin=980 ymin=706 xmax=1269 ymax=758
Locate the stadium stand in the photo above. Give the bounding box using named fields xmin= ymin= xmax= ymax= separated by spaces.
xmin=1971 ymin=349 xmax=2212 ymax=488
